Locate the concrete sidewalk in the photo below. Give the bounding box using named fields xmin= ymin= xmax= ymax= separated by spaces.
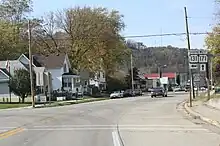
xmin=185 ymin=100 xmax=220 ymax=128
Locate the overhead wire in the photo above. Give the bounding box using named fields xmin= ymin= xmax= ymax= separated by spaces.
xmin=33 ymin=32 xmax=213 ymax=40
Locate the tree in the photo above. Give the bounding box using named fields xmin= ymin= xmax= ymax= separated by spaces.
xmin=9 ymin=69 xmax=35 ymax=103
xmin=0 ymin=0 xmax=33 ymax=60
xmin=205 ymin=25 xmax=220 ymax=83
xmin=0 ymin=0 xmax=33 ymax=23
xmin=53 ymin=6 xmax=128 ymax=72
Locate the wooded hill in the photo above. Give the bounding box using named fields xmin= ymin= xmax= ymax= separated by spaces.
xmin=121 ymin=45 xmax=189 ymax=74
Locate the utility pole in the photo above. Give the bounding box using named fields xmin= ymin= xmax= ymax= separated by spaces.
xmin=210 ymin=58 xmax=213 ymax=90
xmin=184 ymin=7 xmax=193 ymax=107
xmin=131 ymin=53 xmax=134 ymax=91
xmin=28 ymin=20 xmax=35 ymax=108
xmin=206 ymin=57 xmax=211 ymax=99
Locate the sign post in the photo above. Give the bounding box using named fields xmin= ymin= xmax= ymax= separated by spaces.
xmin=189 ymin=49 xmax=208 ymax=99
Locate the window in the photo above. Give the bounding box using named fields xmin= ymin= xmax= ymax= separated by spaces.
xmin=37 ymin=72 xmax=40 ymax=86
xmin=63 ymin=64 xmax=67 ymax=73
xmin=102 ymin=72 xmax=105 ymax=78
xmin=62 ymin=78 xmax=68 ymax=87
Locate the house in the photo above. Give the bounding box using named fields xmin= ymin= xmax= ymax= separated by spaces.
xmin=0 ymin=53 xmax=82 ymax=100
xmin=0 ymin=60 xmax=28 ymax=99
xmin=89 ymin=71 xmax=106 ymax=91
xmin=19 ymin=53 xmax=82 ymax=93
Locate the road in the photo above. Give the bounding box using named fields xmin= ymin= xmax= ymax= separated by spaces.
xmin=0 ymin=92 xmax=220 ymax=146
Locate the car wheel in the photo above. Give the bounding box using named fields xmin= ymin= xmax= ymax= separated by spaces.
xmin=151 ymin=96 xmax=153 ymax=98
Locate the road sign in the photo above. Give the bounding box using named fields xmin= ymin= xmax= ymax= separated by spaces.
xmin=199 ymin=55 xmax=208 ymax=63
xmin=189 ymin=49 xmax=199 ymax=54
xmin=200 ymin=64 xmax=206 ymax=72
xmin=193 ymin=73 xmax=200 ymax=82
xmin=189 ymin=49 xmax=208 ymax=55
xmin=189 ymin=54 xmax=198 ymax=63
xmin=198 ymin=49 xmax=208 ymax=54
xmin=189 ymin=64 xmax=198 ymax=69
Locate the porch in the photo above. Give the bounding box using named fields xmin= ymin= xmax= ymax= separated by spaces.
xmin=62 ymin=74 xmax=82 ymax=93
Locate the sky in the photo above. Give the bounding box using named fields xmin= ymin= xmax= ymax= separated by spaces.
xmin=32 ymin=0 xmax=216 ymax=49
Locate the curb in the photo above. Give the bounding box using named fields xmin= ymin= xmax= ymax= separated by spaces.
xmin=183 ymin=101 xmax=220 ymax=128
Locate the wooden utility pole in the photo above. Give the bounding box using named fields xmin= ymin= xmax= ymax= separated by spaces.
xmin=28 ymin=20 xmax=35 ymax=108
xmin=131 ymin=53 xmax=134 ymax=91
xmin=184 ymin=7 xmax=193 ymax=107
xmin=210 ymin=58 xmax=213 ymax=90
xmin=206 ymin=57 xmax=211 ymax=99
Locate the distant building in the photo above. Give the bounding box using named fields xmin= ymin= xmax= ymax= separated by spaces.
xmin=144 ymin=72 xmax=186 ymax=88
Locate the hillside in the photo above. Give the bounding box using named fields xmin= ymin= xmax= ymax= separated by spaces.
xmin=121 ymin=45 xmax=189 ymax=74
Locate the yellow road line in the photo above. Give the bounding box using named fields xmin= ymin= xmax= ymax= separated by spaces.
xmin=0 ymin=128 xmax=24 ymax=139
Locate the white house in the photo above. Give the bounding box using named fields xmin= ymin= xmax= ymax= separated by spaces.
xmin=18 ymin=53 xmax=82 ymax=93
xmin=89 ymin=71 xmax=106 ymax=91
xmin=0 ymin=53 xmax=82 ymax=100
xmin=0 ymin=60 xmax=28 ymax=99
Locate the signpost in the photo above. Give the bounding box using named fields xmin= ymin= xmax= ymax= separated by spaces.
xmin=189 ymin=64 xmax=198 ymax=69
xmin=189 ymin=49 xmax=208 ymax=71
xmin=189 ymin=49 xmax=209 ymax=99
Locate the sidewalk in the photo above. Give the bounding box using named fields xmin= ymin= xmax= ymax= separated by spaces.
xmin=185 ymin=99 xmax=220 ymax=128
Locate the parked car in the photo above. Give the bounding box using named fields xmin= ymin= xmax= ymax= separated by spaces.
xmin=123 ymin=89 xmax=134 ymax=97
xmin=173 ymin=86 xmax=182 ymax=92
xmin=151 ymin=87 xmax=167 ymax=98
xmin=134 ymin=89 xmax=143 ymax=96
xmin=110 ymin=91 xmax=123 ymax=99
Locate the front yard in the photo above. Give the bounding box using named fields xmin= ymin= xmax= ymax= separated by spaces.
xmin=0 ymin=103 xmax=30 ymax=109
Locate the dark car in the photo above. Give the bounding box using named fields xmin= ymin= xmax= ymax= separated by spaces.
xmin=123 ymin=89 xmax=134 ymax=97
xmin=151 ymin=87 xmax=167 ymax=98
xmin=134 ymin=89 xmax=143 ymax=96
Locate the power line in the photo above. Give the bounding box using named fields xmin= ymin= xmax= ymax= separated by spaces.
xmin=124 ymin=32 xmax=210 ymax=38
xmin=33 ymin=32 xmax=213 ymax=41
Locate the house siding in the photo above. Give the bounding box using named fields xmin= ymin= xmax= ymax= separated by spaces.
xmin=47 ymin=68 xmax=63 ymax=91
xmin=0 ymin=82 xmax=9 ymax=94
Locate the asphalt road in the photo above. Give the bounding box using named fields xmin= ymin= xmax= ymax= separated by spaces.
xmin=0 ymin=92 xmax=220 ymax=146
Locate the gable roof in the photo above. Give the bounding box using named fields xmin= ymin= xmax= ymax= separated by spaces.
xmin=0 ymin=68 xmax=10 ymax=78
xmin=0 ymin=60 xmax=27 ymax=74
xmin=32 ymin=53 xmax=66 ymax=69
xmin=20 ymin=54 xmax=42 ymax=67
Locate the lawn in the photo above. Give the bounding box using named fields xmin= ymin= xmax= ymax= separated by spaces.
xmin=0 ymin=104 xmax=30 ymax=109
xmin=36 ymin=97 xmax=109 ymax=108
xmin=0 ymin=97 xmax=110 ymax=109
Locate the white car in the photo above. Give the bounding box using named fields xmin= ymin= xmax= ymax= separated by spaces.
xmin=110 ymin=91 xmax=123 ymax=98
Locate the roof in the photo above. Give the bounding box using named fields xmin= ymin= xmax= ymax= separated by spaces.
xmin=0 ymin=60 xmax=27 ymax=75
xmin=144 ymin=72 xmax=176 ymax=79
xmin=29 ymin=53 xmax=66 ymax=69
xmin=0 ymin=68 xmax=10 ymax=77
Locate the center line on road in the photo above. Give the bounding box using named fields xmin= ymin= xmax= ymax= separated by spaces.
xmin=0 ymin=127 xmax=24 ymax=139
xmin=112 ymin=131 xmax=121 ymax=146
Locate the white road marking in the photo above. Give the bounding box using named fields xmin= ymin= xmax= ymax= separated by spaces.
xmin=26 ymin=127 xmax=209 ymax=132
xmin=0 ymin=127 xmax=18 ymax=129
xmin=33 ymin=124 xmax=202 ymax=128
xmin=112 ymin=131 xmax=121 ymax=146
